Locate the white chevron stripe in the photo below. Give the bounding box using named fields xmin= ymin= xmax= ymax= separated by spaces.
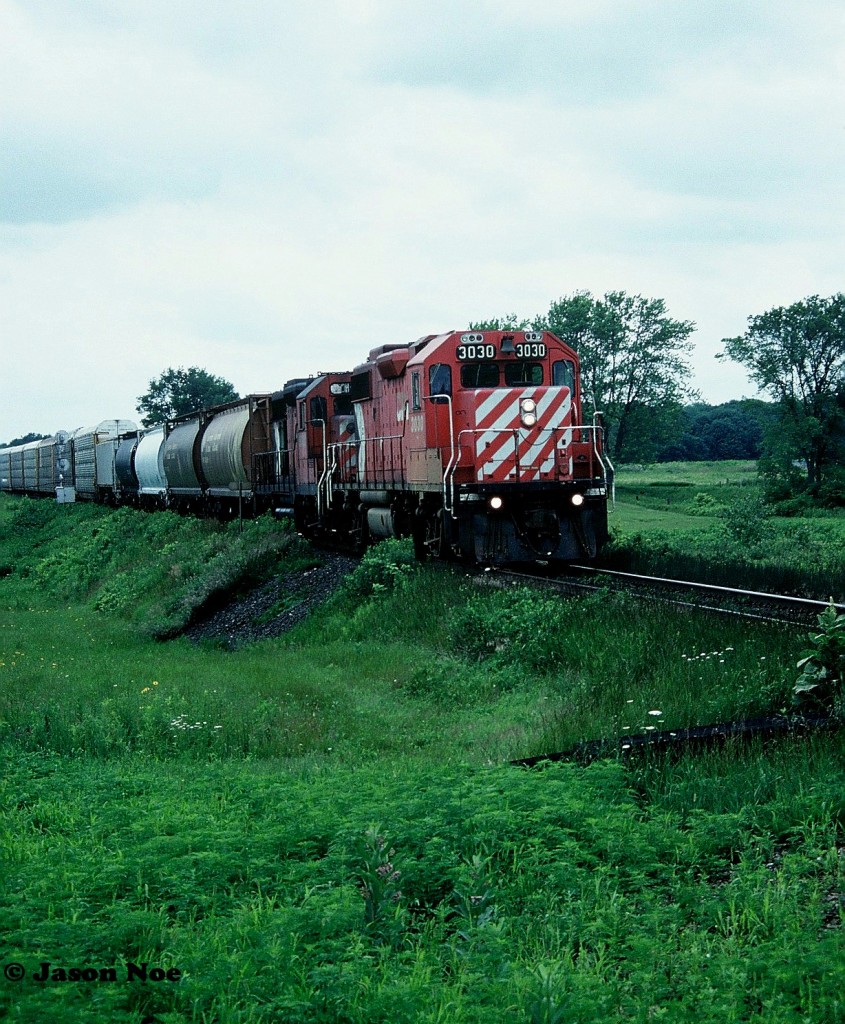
xmin=476 ymin=386 xmax=518 ymax=422
xmin=474 ymin=386 xmax=573 ymax=480
xmin=474 ymin=387 xmax=538 ymax=456
xmin=519 ymin=392 xmax=571 ymax=467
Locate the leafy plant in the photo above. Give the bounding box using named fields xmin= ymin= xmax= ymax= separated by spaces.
xmin=719 ymin=493 xmax=772 ymax=545
xmin=794 ymin=601 xmax=845 ymax=715
xmin=527 ymin=963 xmax=569 ymax=1024
xmin=353 ymin=826 xmax=406 ymax=946
xmin=447 ymin=586 xmax=565 ymax=670
xmin=340 ymin=538 xmax=418 ymax=599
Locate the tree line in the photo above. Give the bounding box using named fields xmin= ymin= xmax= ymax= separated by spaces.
xmin=474 ymin=291 xmax=845 ymax=506
xmin=4 ymin=295 xmax=843 ymax=506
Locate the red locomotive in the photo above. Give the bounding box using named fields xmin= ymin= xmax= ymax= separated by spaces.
xmin=258 ymin=328 xmax=611 ymax=563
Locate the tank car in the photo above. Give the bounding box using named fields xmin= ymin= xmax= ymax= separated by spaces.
xmin=135 ymin=427 xmax=168 ymax=508
xmin=159 ymin=395 xmax=272 ymax=515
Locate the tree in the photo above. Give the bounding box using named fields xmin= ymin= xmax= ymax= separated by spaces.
xmin=468 ymin=314 xmax=531 ymax=331
xmin=719 ymin=294 xmax=845 ymax=498
xmin=136 ymin=367 xmax=239 ymax=427
xmin=657 ymin=401 xmax=773 ymax=462
xmin=536 ymin=291 xmax=696 ymax=461
xmin=0 ymin=432 xmax=48 ymax=449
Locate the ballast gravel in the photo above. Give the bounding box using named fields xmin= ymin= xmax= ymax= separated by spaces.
xmin=183 ymin=552 xmax=359 ymax=650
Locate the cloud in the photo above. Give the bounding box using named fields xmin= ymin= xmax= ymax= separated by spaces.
xmin=0 ymin=0 xmax=843 ymax=440
xmin=0 ymin=1 xmax=303 ymax=223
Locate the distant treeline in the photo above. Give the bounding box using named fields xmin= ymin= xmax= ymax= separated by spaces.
xmin=656 ymin=399 xmax=777 ymax=463
xmin=0 ymin=432 xmax=48 ymax=449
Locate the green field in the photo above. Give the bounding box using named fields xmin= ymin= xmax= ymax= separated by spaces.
xmin=612 ymin=460 xmax=761 ymax=533
xmin=1 ymin=494 xmax=844 ymax=1023
xmin=607 ymin=461 xmax=845 ymax=600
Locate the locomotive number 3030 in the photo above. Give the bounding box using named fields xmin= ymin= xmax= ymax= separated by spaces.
xmin=515 ymin=342 xmax=546 ymax=358
xmin=456 ymin=343 xmax=496 ymax=360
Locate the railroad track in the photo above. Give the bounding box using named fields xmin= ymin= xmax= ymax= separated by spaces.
xmin=484 ymin=564 xmax=844 ymax=627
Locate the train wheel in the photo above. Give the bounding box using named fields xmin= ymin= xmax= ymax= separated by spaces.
xmin=413 ymin=508 xmax=445 ymax=561
xmin=293 ymin=498 xmax=313 ymax=538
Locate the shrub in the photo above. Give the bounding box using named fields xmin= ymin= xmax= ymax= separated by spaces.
xmin=340 ymin=539 xmax=418 ymax=600
xmin=794 ymin=601 xmax=845 ymax=716
xmin=719 ymin=493 xmax=772 ymax=545
xmin=447 ymin=586 xmax=565 ymax=671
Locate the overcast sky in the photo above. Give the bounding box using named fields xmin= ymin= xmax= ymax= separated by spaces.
xmin=1 ymin=0 xmax=843 ymax=441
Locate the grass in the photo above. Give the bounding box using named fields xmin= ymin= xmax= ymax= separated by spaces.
xmin=1 ymin=493 xmax=844 ymax=1023
xmin=607 ymin=461 xmax=845 ymax=600
xmin=2 ymin=744 xmax=844 ymax=1023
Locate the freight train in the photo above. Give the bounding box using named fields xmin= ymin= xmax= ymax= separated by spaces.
xmin=0 ymin=329 xmax=612 ymax=563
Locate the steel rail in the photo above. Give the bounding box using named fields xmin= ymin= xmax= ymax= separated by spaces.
xmin=486 ymin=565 xmax=840 ymax=627
xmin=568 ymin=564 xmax=845 ymax=613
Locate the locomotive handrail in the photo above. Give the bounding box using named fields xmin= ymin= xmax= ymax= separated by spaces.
xmin=424 ymin=394 xmax=456 ymax=515
xmin=311 ymin=418 xmax=330 ymax=515
xmin=592 ymin=413 xmax=615 ymax=504
xmin=327 ymin=431 xmax=406 ymax=488
xmin=252 ymin=448 xmax=296 ymax=493
xmin=444 ymin=423 xmax=609 ymax=510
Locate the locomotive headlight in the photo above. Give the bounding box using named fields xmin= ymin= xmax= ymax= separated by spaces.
xmin=520 ymin=397 xmax=537 ymax=427
xmin=571 ymin=493 xmax=585 ymax=507
xmin=489 ymin=495 xmax=504 ymax=510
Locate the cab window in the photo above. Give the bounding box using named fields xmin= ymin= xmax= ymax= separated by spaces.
xmin=504 ymin=362 xmax=543 ymax=386
xmin=552 ymin=360 xmax=575 ymax=391
xmin=428 ymin=363 xmax=452 ymax=397
xmin=460 ymin=363 xmax=499 ymax=388
xmin=310 ymin=396 xmax=327 ymax=422
xmin=411 ymin=372 xmax=421 ymax=411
